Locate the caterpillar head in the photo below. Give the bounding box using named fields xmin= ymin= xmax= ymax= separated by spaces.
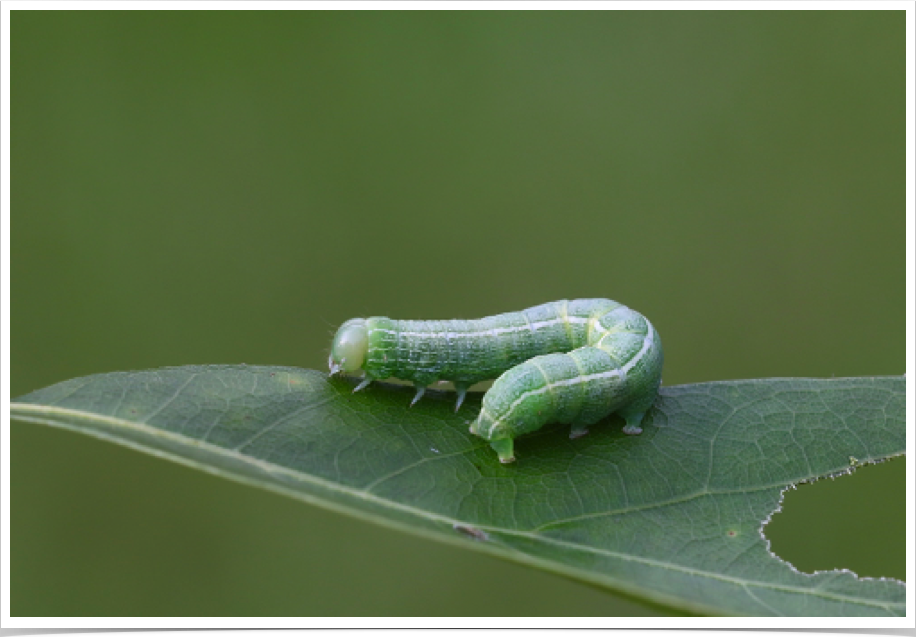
xmin=329 ymin=318 xmax=369 ymax=376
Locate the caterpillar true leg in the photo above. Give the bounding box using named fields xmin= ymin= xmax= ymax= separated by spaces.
xmin=352 ymin=377 xmax=374 ymax=393
xmin=454 ymin=382 xmax=470 ymax=412
xmin=410 ymin=384 xmax=427 ymax=407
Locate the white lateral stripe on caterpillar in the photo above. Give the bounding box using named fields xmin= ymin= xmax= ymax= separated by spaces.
xmin=368 ymin=316 xmax=591 ymax=340
xmin=480 ymin=367 xmax=625 ymax=437
xmin=622 ymin=321 xmax=656 ymax=375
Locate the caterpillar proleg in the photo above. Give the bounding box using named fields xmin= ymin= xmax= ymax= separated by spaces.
xmin=329 ymin=299 xmax=663 ymax=463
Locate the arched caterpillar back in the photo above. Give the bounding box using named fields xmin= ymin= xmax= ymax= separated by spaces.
xmin=329 ymin=299 xmax=663 ymax=463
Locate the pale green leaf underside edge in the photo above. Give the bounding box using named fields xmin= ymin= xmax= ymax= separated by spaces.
xmin=11 ymin=366 xmax=905 ymax=616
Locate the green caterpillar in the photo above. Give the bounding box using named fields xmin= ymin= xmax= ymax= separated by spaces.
xmin=328 ymin=299 xmax=663 ymax=463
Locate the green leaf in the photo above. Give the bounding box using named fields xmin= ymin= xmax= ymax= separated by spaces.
xmin=11 ymin=366 xmax=905 ymax=616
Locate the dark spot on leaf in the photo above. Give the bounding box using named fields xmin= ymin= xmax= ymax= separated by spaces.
xmin=453 ymin=524 xmax=488 ymax=541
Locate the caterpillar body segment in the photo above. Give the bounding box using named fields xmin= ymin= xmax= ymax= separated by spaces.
xmin=328 ymin=299 xmax=663 ymax=463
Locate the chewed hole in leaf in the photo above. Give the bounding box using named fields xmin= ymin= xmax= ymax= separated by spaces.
xmin=763 ymin=458 xmax=906 ymax=581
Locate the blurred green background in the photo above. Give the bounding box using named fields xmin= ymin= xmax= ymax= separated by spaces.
xmin=12 ymin=10 xmax=904 ymax=616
